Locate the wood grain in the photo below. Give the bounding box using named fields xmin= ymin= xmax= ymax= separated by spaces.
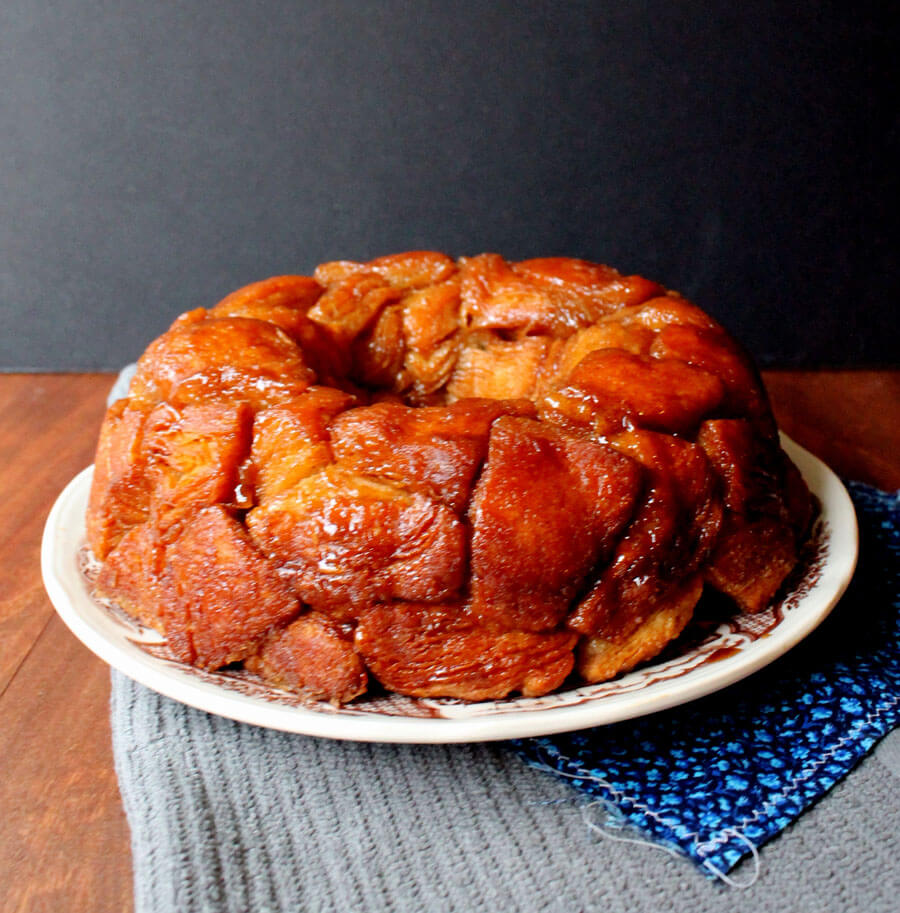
xmin=0 ymin=374 xmax=131 ymax=913
xmin=0 ymin=619 xmax=131 ymax=913
xmin=0 ymin=375 xmax=113 ymax=692
xmin=765 ymin=370 xmax=900 ymax=490
xmin=0 ymin=370 xmax=896 ymax=913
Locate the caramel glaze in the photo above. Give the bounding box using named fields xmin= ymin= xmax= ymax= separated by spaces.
xmin=86 ymin=252 xmax=813 ymax=703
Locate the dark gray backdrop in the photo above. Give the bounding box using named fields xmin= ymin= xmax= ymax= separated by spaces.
xmin=1 ymin=0 xmax=896 ymax=371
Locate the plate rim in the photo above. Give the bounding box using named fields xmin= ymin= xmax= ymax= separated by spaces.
xmin=41 ymin=435 xmax=858 ymax=743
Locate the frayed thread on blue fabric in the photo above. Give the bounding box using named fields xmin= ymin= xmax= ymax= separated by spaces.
xmin=512 ymin=482 xmax=900 ymax=879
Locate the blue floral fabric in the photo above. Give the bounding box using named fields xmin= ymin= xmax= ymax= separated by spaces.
xmin=513 ymin=482 xmax=900 ymax=876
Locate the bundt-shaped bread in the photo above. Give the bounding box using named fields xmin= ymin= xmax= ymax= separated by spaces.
xmin=87 ymin=252 xmax=813 ymax=703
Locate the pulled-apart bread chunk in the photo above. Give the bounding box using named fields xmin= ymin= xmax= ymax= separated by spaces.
xmin=251 ymin=387 xmax=356 ymax=502
xmin=569 ymin=430 xmax=723 ymax=640
xmin=245 ymin=613 xmax=367 ymax=705
xmin=246 ymin=467 xmax=466 ymax=618
xmin=129 ymin=312 xmax=315 ymax=409
xmin=87 ymin=400 xmax=153 ymax=559
xmin=209 ymin=276 xmax=349 ymax=385
xmin=540 ymin=349 xmax=726 ymax=435
xmin=698 ymin=418 xmax=812 ymax=611
xmin=355 ymin=602 xmax=577 ymax=700
xmin=330 ymin=398 xmax=535 ymax=512
xmin=98 ymin=506 xmax=300 ymax=670
xmin=162 ymin=506 xmax=300 ymax=668
xmin=86 ymin=251 xmax=813 ymax=703
xmin=145 ymin=401 xmax=253 ymax=535
xmin=468 ymin=417 xmax=641 ymax=632
xmin=95 ymin=520 xmax=167 ymax=629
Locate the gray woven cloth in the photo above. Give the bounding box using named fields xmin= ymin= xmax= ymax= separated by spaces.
xmin=112 ymin=671 xmax=900 ymax=913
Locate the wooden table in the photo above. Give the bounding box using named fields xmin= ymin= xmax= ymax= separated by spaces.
xmin=1 ymin=371 xmax=898 ymax=913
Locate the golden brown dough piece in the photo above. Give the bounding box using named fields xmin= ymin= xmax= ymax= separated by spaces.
xmin=569 ymin=431 xmax=723 ymax=682
xmin=577 ymin=576 xmax=704 ymax=683
xmin=329 ymin=398 xmax=535 ymax=512
xmin=209 ymin=276 xmax=349 ymax=385
xmin=86 ymin=250 xmax=813 ymax=703
xmin=468 ymin=417 xmax=642 ymax=632
xmin=98 ymin=505 xmax=301 ymax=669
xmin=95 ymin=520 xmax=167 ymax=629
xmin=87 ymin=397 xmax=255 ymax=556
xmin=145 ymin=401 xmax=253 ymax=535
xmin=698 ymin=418 xmax=812 ymax=612
xmin=246 ymin=467 xmax=466 ymax=618
xmin=540 ymin=349 xmax=726 ymax=435
xmin=87 ymin=400 xmax=153 ymax=559
xmin=129 ymin=312 xmax=315 ymax=409
xmin=447 ymin=332 xmax=553 ymax=401
xmin=311 ymin=258 xmax=463 ymax=399
xmin=355 ymin=603 xmax=577 ymax=701
xmin=251 ymin=387 xmax=356 ymax=501
xmin=400 ymin=278 xmax=462 ymax=397
xmin=458 ymin=253 xmax=661 ymax=335
xmin=315 ymin=251 xmax=455 ymax=289
xmin=245 ymin=614 xmax=367 ymax=705
xmin=163 ymin=506 xmax=300 ymax=668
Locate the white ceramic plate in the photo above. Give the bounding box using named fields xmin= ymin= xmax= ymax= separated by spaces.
xmin=41 ymin=436 xmax=857 ymax=744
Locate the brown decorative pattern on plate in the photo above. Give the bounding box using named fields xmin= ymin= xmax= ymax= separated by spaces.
xmin=79 ymin=516 xmax=829 ymax=721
